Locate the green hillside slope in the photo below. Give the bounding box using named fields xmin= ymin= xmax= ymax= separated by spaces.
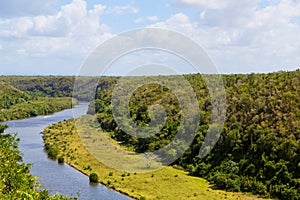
xmin=88 ymin=70 xmax=300 ymax=199
xmin=0 ymin=82 xmax=31 ymax=109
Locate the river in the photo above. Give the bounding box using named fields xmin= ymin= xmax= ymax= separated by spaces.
xmin=2 ymin=102 xmax=132 ymax=200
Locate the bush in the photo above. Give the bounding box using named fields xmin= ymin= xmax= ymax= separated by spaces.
xmin=89 ymin=173 xmax=99 ymax=183
xmin=270 ymin=185 xmax=299 ymax=200
xmin=211 ymin=172 xmax=241 ymax=192
xmin=251 ymin=180 xmax=268 ymax=196
xmin=47 ymin=148 xmax=59 ymax=160
xmin=58 ymin=157 xmax=64 ymax=164
xmin=280 ymin=187 xmax=299 ymax=200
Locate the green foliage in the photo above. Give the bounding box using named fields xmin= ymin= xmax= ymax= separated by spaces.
xmin=46 ymin=145 xmax=60 ymax=160
xmin=0 ymin=126 xmax=71 ymax=199
xmin=211 ymin=172 xmax=241 ymax=192
xmin=0 ymin=97 xmax=74 ymax=122
xmin=90 ymin=70 xmax=300 ymax=200
xmin=58 ymin=157 xmax=65 ymax=164
xmin=89 ymin=173 xmax=99 ymax=183
xmin=0 ymin=78 xmax=77 ymax=122
xmin=0 ymin=82 xmax=31 ymax=109
xmin=0 ymin=124 xmax=7 ymax=133
xmin=0 ymin=76 xmax=98 ymax=101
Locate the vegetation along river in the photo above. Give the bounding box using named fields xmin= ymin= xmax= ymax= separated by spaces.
xmin=2 ymin=102 xmax=132 ymax=200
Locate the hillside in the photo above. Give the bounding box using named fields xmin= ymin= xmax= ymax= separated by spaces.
xmin=0 ymin=81 xmax=75 ymax=122
xmin=0 ymin=82 xmax=31 ymax=109
xmin=43 ymin=118 xmax=267 ymax=200
xmin=0 ymin=76 xmax=97 ymax=101
xmin=86 ymin=70 xmax=300 ymax=199
xmin=0 ymin=71 xmax=299 ymax=199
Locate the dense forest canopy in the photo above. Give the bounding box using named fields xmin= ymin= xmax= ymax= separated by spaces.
xmin=0 ymin=76 xmax=97 ymax=101
xmin=0 ymin=81 xmax=75 ymax=122
xmin=0 ymin=76 xmax=97 ymax=122
xmin=0 ymin=82 xmax=31 ymax=109
xmin=88 ymin=70 xmax=300 ymax=200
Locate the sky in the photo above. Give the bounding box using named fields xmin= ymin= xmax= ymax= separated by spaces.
xmin=0 ymin=0 xmax=300 ymax=75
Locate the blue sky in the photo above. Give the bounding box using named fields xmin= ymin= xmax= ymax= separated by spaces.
xmin=0 ymin=0 xmax=300 ymax=75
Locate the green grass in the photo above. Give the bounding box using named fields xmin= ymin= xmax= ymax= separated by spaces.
xmin=43 ymin=117 xmax=270 ymax=200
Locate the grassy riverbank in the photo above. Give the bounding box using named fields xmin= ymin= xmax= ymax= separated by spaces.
xmin=43 ymin=117 xmax=268 ymax=200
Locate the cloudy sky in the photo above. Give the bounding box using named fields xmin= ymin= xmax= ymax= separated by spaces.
xmin=0 ymin=0 xmax=300 ymax=75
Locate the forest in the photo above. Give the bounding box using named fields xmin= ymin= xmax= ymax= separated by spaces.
xmin=0 ymin=72 xmax=299 ymax=199
xmin=0 ymin=76 xmax=97 ymax=101
xmin=0 ymin=75 xmax=100 ymax=122
xmin=89 ymin=70 xmax=300 ymax=199
xmin=0 ymin=82 xmax=75 ymax=122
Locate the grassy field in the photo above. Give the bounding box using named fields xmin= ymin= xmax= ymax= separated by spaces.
xmin=43 ymin=116 xmax=269 ymax=200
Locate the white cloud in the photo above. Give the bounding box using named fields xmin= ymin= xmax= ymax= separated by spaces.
xmin=150 ymin=13 xmax=198 ymax=35
xmin=107 ymin=5 xmax=138 ymax=15
xmin=147 ymin=16 xmax=159 ymax=22
xmin=0 ymin=0 xmax=115 ymax=75
xmin=150 ymin=1 xmax=300 ymax=73
xmin=171 ymin=0 xmax=227 ymax=9
xmin=1 ymin=0 xmax=299 ymax=74
xmin=0 ymin=0 xmax=113 ymax=59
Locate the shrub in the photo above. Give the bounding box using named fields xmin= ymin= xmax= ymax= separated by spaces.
xmin=280 ymin=187 xmax=299 ymax=200
xmin=47 ymin=148 xmax=59 ymax=160
xmin=211 ymin=172 xmax=241 ymax=192
xmin=58 ymin=157 xmax=64 ymax=164
xmin=89 ymin=173 xmax=99 ymax=183
xmin=252 ymin=180 xmax=268 ymax=196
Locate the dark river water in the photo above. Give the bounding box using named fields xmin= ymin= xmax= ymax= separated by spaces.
xmin=2 ymin=103 xmax=132 ymax=200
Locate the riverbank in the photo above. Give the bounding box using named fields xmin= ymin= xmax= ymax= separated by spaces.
xmin=2 ymin=103 xmax=131 ymax=199
xmin=0 ymin=123 xmax=72 ymax=199
xmin=0 ymin=97 xmax=76 ymax=122
xmin=43 ymin=116 xmax=269 ymax=200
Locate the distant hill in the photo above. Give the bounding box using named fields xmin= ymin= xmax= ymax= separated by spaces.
xmin=0 ymin=76 xmax=97 ymax=101
xmin=0 ymin=81 xmax=74 ymax=122
xmin=0 ymin=82 xmax=31 ymax=109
